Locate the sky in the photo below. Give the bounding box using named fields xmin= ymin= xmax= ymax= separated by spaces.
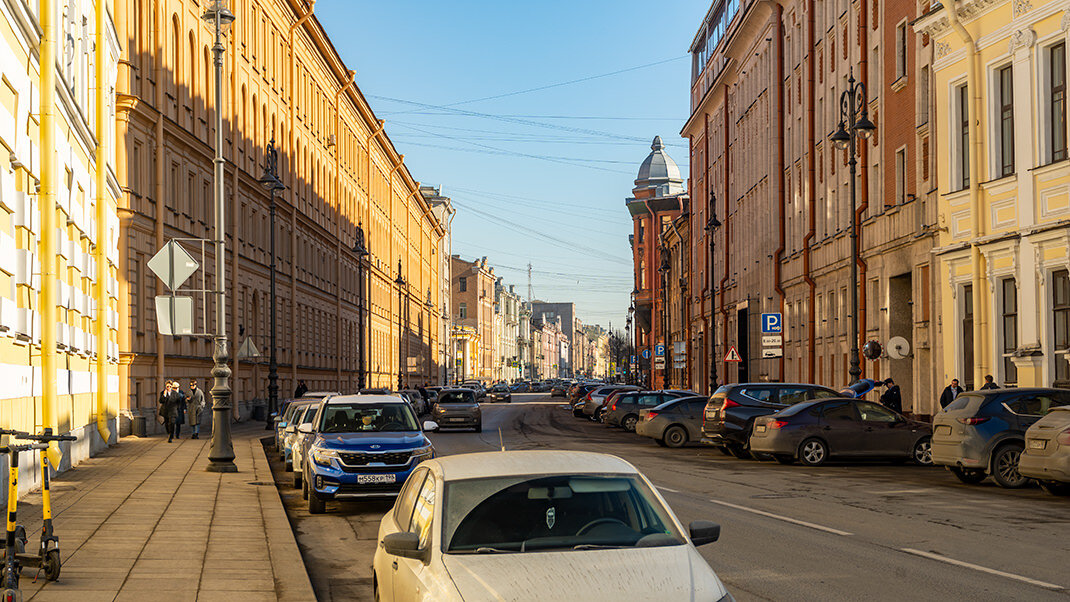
xmin=316 ymin=1 xmax=706 ymax=330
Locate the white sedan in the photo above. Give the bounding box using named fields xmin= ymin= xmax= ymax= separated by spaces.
xmin=372 ymin=450 xmax=732 ymax=601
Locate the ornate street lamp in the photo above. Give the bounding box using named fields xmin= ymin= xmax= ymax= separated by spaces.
xmin=705 ymin=192 xmax=721 ymax=392
xmin=202 ymin=0 xmax=236 ymax=472
xmin=658 ymin=246 xmax=671 ymax=389
xmin=830 ymin=70 xmax=876 ymax=385
xmin=351 ymin=224 xmax=369 ymax=389
xmin=258 ymin=140 xmax=284 ymax=428
xmin=394 ymin=259 xmax=406 ymax=391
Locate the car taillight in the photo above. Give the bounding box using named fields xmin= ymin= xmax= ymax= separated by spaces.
xmin=646 ymin=412 xmax=658 ymax=420
xmin=769 ymin=420 xmax=788 ymax=429
xmin=610 ymin=404 xmax=616 ymax=411
xmin=957 ymin=416 xmax=990 ymax=425
xmin=721 ymin=399 xmax=740 ymax=410
xmin=1057 ymin=428 xmax=1070 ymax=446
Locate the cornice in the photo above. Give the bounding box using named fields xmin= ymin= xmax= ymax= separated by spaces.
xmin=914 ymin=0 xmax=1007 ymax=38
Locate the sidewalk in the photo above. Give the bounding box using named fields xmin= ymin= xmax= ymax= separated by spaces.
xmin=12 ymin=423 xmax=316 ymax=602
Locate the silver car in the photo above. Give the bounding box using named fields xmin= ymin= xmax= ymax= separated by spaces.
xmin=430 ymin=388 xmax=482 ymax=432
xmin=1018 ymin=406 xmax=1070 ymax=495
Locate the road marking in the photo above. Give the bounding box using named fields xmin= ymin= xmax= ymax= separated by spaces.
xmin=657 ymin=486 xmax=680 ymax=493
xmin=709 ymin=499 xmax=853 ymax=536
xmin=900 ymin=548 xmax=1063 ymax=591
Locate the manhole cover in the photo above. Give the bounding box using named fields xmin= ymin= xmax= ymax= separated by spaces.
xmin=751 ymin=493 xmax=796 ymax=499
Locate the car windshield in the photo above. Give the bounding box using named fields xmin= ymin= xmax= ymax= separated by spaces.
xmin=443 ymin=474 xmax=685 ymax=554
xmin=491 ymin=385 xmax=508 ymax=392
xmin=438 ymin=391 xmax=475 ymax=404
xmin=318 ymin=403 xmax=418 ymax=433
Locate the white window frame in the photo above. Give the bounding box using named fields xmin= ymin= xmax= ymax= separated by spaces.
xmin=949 ymin=78 xmax=970 ymax=191
xmin=986 ymin=57 xmax=1016 ymax=179
xmin=1037 ymin=35 xmax=1070 ymax=166
xmin=894 ymin=20 xmax=908 ymax=82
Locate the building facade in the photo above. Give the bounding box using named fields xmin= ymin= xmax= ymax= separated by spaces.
xmin=451 ymin=255 xmax=494 ymax=381
xmin=422 ymin=185 xmax=455 ymax=385
xmin=494 ymin=280 xmax=521 ymax=381
xmin=530 ymin=301 xmax=575 ymax=375
xmin=113 ymin=0 xmax=447 ymax=431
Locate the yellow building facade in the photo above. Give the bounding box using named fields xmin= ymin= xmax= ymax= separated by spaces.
xmin=0 ymin=0 xmax=121 ymax=484
xmin=112 ymin=0 xmax=446 ymax=430
xmin=917 ymin=0 xmax=1070 ymax=390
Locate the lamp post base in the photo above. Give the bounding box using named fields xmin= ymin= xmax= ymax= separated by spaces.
xmin=206 ymin=337 xmax=237 ymax=472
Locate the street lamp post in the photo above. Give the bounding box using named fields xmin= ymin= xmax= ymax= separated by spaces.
xmin=425 ymin=288 xmax=433 ymax=386
xmin=258 ymin=140 xmax=285 ymax=427
xmin=658 ymin=245 xmax=671 ymax=389
xmin=203 ymin=0 xmax=237 ymax=473
xmin=705 ymin=192 xmax=721 ymax=392
xmin=352 ymin=224 xmax=369 ymax=389
xmin=395 ymin=259 xmax=406 ymax=391
xmin=829 ymin=70 xmax=876 ymax=385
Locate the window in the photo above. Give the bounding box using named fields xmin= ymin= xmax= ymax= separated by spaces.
xmin=1055 ymin=269 xmax=1070 ymax=386
xmin=895 ymin=148 xmax=906 ymax=204
xmin=1052 ymin=43 xmax=1067 ymax=162
xmin=459 ymin=303 xmax=467 ymax=320
xmin=895 ymin=22 xmax=907 ymax=81
xmin=1001 ymin=278 xmax=1018 ymax=385
xmin=410 ymin=475 xmax=436 ymax=549
xmin=458 ymin=277 xmax=467 ymax=293
xmin=958 ymin=85 xmax=970 ymax=189
xmin=820 ymin=401 xmax=856 ymax=421
xmin=963 ymin=283 xmax=974 ymax=390
xmin=856 ymin=402 xmax=898 ymax=422
xmin=918 ymin=66 xmax=930 ymax=126
xmin=739 ymin=387 xmax=773 ymax=402
xmin=777 ymin=387 xmax=810 ymax=405
xmin=998 ymin=65 xmax=1014 ymax=177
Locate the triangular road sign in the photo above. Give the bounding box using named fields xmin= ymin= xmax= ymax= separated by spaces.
xmin=724 ymin=346 xmax=742 ymax=363
xmin=148 ymin=240 xmax=199 ymax=290
xmin=237 ymin=337 xmax=261 ymax=359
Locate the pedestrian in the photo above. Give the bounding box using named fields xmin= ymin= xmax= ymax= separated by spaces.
xmin=158 ymin=381 xmax=179 ymax=443
xmin=980 ymin=374 xmax=999 ymax=390
xmin=171 ymin=380 xmax=187 ymax=438
xmin=294 ymin=379 xmax=308 ymax=398
xmin=417 ymin=383 xmax=429 ymax=402
xmin=939 ymin=378 xmax=964 ymax=410
xmin=879 ymin=378 xmax=902 ymax=414
xmin=187 ymin=379 xmax=206 ymax=439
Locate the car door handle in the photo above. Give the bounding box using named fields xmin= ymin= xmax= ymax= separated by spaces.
xmin=392 ymin=560 xmax=398 ymax=571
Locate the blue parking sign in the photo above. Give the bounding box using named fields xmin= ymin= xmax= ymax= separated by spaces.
xmin=761 ymin=313 xmax=782 ymax=334
xmin=654 ymin=344 xmax=665 ymax=357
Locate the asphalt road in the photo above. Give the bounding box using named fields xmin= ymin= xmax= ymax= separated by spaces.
xmin=268 ymin=392 xmax=1070 ymax=601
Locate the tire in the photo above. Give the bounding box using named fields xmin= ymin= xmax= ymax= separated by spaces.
xmin=798 ymin=438 xmax=829 ymax=466
xmin=474 ymin=424 xmax=482 ymax=433
xmin=714 ymin=446 xmax=732 ymax=457
xmin=949 ymin=466 xmax=987 ymax=484
xmin=43 ymin=549 xmax=60 ymax=581
xmin=1039 ymin=481 xmax=1070 ymax=496
xmin=991 ymin=444 xmax=1029 ymax=489
xmin=912 ymin=436 xmax=934 ymax=466
xmin=726 ymin=444 xmax=752 ymax=460
xmin=664 ymin=426 xmax=688 ymax=448
xmin=293 ymin=469 xmax=302 ymax=489
xmin=773 ymin=454 xmax=794 ymax=465
xmin=573 ymin=408 xmax=585 ymax=418
xmin=622 ymin=415 xmax=639 ymax=432
xmin=308 ymin=490 xmax=326 ymax=514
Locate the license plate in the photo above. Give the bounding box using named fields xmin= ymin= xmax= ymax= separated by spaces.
xmin=935 ymin=425 xmax=952 ymax=436
xmin=1028 ymin=440 xmax=1046 ymax=450
xmin=356 ymin=473 xmax=397 ymax=484
xmin=449 ymin=417 xmax=465 ymax=422
xmin=755 ymin=425 xmax=766 ymax=433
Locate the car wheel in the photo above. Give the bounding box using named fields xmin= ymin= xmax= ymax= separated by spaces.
xmin=664 ymin=426 xmax=688 ymax=448
xmin=798 ymin=438 xmax=828 ymax=466
xmin=949 ymin=466 xmax=987 ymax=484
xmin=293 ymin=469 xmax=302 ymax=489
xmin=912 ymin=436 xmax=933 ymax=466
xmin=1039 ymin=481 xmax=1070 ymax=496
xmin=991 ymin=444 xmax=1029 ymax=488
xmin=475 ymin=424 xmax=482 ymax=433
xmin=308 ymin=490 xmax=326 ymax=514
xmin=773 ymin=454 xmax=794 ymax=465
xmin=726 ymin=444 xmax=752 ymax=460
xmin=622 ymin=415 xmax=639 ymax=432
xmin=573 ymin=408 xmax=585 ymax=418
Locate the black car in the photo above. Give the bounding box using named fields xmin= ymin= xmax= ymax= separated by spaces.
xmin=487 ymin=384 xmax=512 ymax=403
xmin=702 ymin=383 xmax=841 ymax=458
xmin=750 ymin=399 xmax=933 ymax=466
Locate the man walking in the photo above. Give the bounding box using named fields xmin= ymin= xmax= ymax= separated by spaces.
xmin=294 ymin=379 xmax=308 ymax=398
xmin=187 ymin=379 xmax=206 ymax=439
xmin=980 ymin=374 xmax=999 ymax=390
xmin=171 ymin=380 xmax=187 ymax=439
xmin=879 ymin=378 xmax=902 ymax=414
xmin=158 ymin=381 xmax=179 ymax=442
xmin=939 ymin=378 xmax=964 ymax=410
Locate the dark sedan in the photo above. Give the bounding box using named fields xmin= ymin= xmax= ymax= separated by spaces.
xmin=430 ymin=389 xmax=482 ymax=432
xmin=749 ymin=399 xmax=933 ymax=466
xmin=605 ymin=390 xmax=695 ymax=431
xmin=635 ymin=396 xmax=709 ymax=448
xmin=486 ymin=384 xmax=512 ymax=403
xmin=703 ymin=383 xmax=842 ymax=458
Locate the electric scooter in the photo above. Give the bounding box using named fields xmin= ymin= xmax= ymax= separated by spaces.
xmin=0 ymin=438 xmax=49 ymax=598
xmin=13 ymin=429 xmax=76 ymax=582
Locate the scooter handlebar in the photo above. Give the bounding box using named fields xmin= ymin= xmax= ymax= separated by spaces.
xmin=0 ymin=429 xmax=29 ymax=437
xmin=17 ymin=433 xmax=76 ymax=442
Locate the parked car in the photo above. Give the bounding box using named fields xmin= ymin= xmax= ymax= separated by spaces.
xmin=360 ymin=388 xmax=393 ymax=395
xmin=301 ymin=391 xmax=341 ymax=399
xmin=636 ymin=396 xmax=710 ymax=448
xmin=431 ymin=388 xmax=483 ymax=432
xmin=281 ymin=401 xmax=320 ymax=470
xmin=398 ymin=389 xmax=428 ymax=415
xmin=461 ymin=381 xmax=486 ymax=399
xmin=289 ymin=401 xmax=324 ymax=489
xmin=1018 ymin=406 xmax=1070 ymax=495
xmin=486 ymin=383 xmax=512 ymax=403
xmin=276 ymin=399 xmax=315 ymax=459
xmin=749 ymin=398 xmax=933 ymax=466
xmin=933 ymin=388 xmax=1070 ymax=488
xmin=569 ymin=383 xmax=603 ymax=417
xmin=272 ymin=398 xmax=301 ymax=450
xmin=300 ymin=394 xmax=437 ymax=514
xmin=509 ymin=381 xmax=531 ymax=393
xmin=531 ymin=381 xmax=551 ymax=393
xmin=371 ymin=450 xmax=730 ymax=602
xmin=550 ymin=381 xmax=571 ymax=397
xmin=582 ymin=385 xmax=635 ymax=420
xmin=605 ymin=391 xmax=695 ymax=431
xmin=702 ymin=383 xmax=841 ymax=458
xmin=594 ymin=386 xmax=641 ymax=421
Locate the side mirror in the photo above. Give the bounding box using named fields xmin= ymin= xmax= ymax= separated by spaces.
xmin=688 ymin=520 xmax=720 ymax=546
xmin=285 ymin=426 xmax=295 ymax=433
xmin=423 ymin=421 xmax=439 ymax=432
xmin=382 ymin=531 xmax=429 ymax=562
xmin=297 ymin=424 xmax=313 ymax=434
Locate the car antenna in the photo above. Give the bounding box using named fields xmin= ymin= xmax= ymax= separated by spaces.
xmin=498 ymin=427 xmax=506 ymax=452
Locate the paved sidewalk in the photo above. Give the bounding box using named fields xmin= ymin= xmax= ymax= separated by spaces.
xmin=11 ymin=423 xmax=315 ymax=602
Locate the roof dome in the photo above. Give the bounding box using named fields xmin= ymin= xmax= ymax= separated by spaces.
xmin=636 ymin=136 xmax=683 ymax=185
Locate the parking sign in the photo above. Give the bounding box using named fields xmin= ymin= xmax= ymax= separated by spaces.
xmin=761 ymin=313 xmax=782 ymax=334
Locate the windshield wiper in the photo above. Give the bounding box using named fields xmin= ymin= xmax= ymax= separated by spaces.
xmin=473 ymin=546 xmax=511 ymax=554
xmin=571 ymin=544 xmax=625 ymax=551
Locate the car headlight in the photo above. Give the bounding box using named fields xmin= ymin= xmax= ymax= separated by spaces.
xmin=311 ymin=447 xmax=339 ymax=466
xmin=411 ymin=445 xmax=434 ymax=463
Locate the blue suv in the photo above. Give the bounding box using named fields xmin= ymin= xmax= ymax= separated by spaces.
xmin=299 ymin=395 xmax=436 ymax=514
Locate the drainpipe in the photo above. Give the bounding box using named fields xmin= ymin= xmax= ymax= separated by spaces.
xmin=857 ymin=0 xmax=870 ymax=378
xmin=719 ymin=85 xmax=731 ymax=382
xmin=153 ymin=2 xmax=165 ymax=409
xmin=334 ymin=70 xmax=356 ymax=390
xmin=40 ymin=0 xmax=60 ymax=462
xmin=94 ymin=0 xmax=111 ymax=444
xmin=945 ymin=2 xmax=986 ymax=386
xmin=774 ymin=5 xmax=786 ymax=380
xmin=804 ymin=0 xmax=816 ymax=383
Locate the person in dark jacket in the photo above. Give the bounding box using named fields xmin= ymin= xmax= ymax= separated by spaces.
xmin=879 ymin=378 xmax=902 ymax=414
xmin=171 ymin=380 xmax=187 ymax=439
xmin=158 ymin=381 xmax=179 ymax=442
xmin=980 ymin=374 xmax=999 ymax=390
xmin=294 ymin=380 xmax=308 ymax=398
xmin=187 ymin=379 xmax=206 ymax=439
xmin=939 ymin=378 xmax=964 ymax=409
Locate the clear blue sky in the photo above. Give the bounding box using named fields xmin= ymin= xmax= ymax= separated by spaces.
xmin=316 ymin=1 xmax=705 ymax=330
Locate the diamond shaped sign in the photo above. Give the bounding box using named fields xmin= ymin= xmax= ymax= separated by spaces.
xmin=148 ymin=240 xmax=199 ymax=290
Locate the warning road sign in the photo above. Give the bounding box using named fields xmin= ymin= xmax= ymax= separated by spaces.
xmin=724 ymin=346 xmax=742 ymax=363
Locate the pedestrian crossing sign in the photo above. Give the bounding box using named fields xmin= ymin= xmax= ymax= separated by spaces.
xmin=724 ymin=346 xmax=742 ymax=363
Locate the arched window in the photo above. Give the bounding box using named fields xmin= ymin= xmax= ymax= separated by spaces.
xmin=170 ymin=15 xmax=180 ymax=100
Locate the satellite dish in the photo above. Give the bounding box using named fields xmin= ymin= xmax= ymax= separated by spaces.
xmin=887 ymin=336 xmax=911 ymax=360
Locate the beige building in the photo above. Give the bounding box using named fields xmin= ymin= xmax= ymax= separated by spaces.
xmin=451 ymin=255 xmax=494 ymax=382
xmin=112 ymin=0 xmax=447 ymax=430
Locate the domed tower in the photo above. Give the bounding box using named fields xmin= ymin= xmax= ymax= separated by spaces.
xmin=626 ymin=136 xmax=688 ymax=388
